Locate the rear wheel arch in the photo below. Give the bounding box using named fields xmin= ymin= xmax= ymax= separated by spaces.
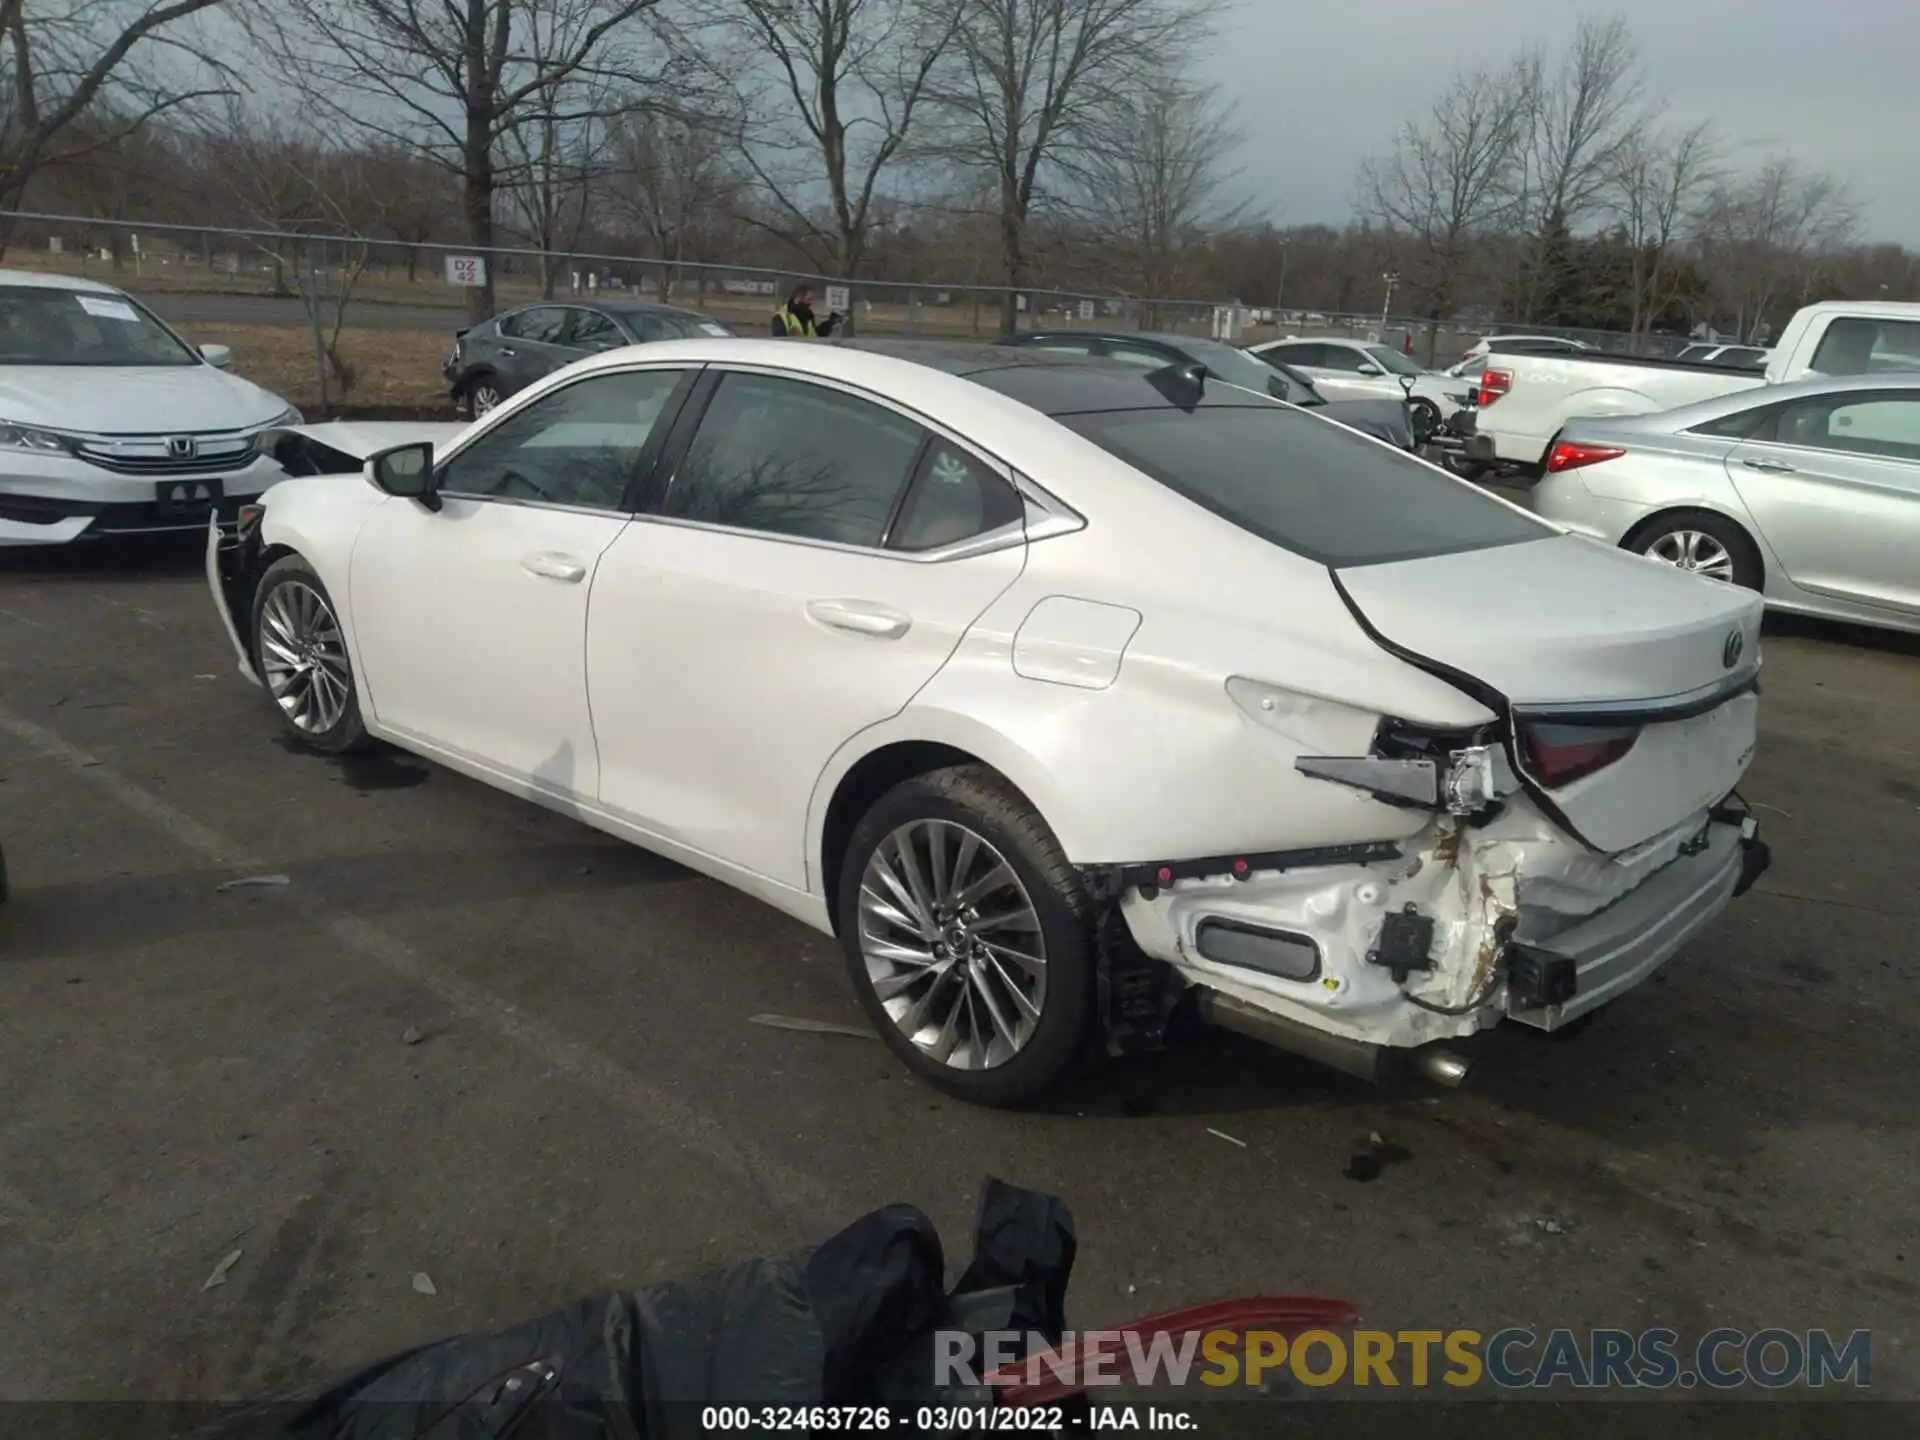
xmin=1621 ymin=506 xmax=1765 ymax=590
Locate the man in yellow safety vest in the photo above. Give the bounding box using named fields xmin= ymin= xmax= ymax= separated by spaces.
xmin=771 ymin=285 xmax=842 ymax=338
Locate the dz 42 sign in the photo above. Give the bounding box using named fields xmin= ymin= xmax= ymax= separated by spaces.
xmin=444 ymin=254 xmax=487 ymax=287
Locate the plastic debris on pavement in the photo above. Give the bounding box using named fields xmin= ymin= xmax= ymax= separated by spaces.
xmin=747 ymin=1013 xmax=876 ymax=1040
xmin=202 ymin=1248 xmax=242 ymax=1291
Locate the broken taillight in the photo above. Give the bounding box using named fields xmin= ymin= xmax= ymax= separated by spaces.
xmin=1476 ymin=368 xmax=1511 ymax=404
xmin=1546 ymin=441 xmax=1625 ymax=473
xmin=1519 ymin=721 xmax=1641 ymax=788
xmin=236 ymin=503 xmax=265 ymax=534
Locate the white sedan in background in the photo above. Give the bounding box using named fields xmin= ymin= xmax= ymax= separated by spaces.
xmin=1246 ymin=337 xmax=1472 ymax=433
xmin=207 ymin=338 xmax=1771 ymax=1106
xmin=0 ymin=270 xmax=301 ymax=545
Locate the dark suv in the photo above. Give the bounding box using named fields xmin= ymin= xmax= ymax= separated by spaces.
xmin=444 ymin=300 xmax=734 ymax=417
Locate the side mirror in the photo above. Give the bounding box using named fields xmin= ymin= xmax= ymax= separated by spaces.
xmin=369 ymin=442 xmax=439 ymax=510
xmin=1355 ymin=361 xmax=1383 ymax=377
xmin=200 ymin=343 xmax=233 ymax=370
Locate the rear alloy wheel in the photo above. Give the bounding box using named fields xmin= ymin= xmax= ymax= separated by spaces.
xmin=1630 ymin=511 xmax=1761 ymax=590
xmin=838 ymin=766 xmax=1097 ymax=1107
xmin=251 ymin=555 xmax=371 ymax=753
xmin=1407 ymin=397 xmax=1441 ymax=441
xmin=463 ymin=375 xmax=503 ymax=419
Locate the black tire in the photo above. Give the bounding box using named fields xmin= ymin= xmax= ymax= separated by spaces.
xmin=836 ymin=765 xmax=1098 ymax=1108
xmin=250 ymin=555 xmax=373 ymax=754
xmin=1624 ymin=508 xmax=1763 ymax=591
xmin=1444 ymin=455 xmax=1491 ymax=482
xmin=459 ymin=370 xmax=503 ymax=420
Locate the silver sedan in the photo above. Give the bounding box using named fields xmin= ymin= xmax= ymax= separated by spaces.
xmin=1527 ymin=372 xmax=1920 ymax=634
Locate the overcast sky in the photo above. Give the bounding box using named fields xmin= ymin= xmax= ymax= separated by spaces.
xmin=1205 ymin=0 xmax=1919 ymax=244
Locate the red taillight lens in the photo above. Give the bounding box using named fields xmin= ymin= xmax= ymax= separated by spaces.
xmin=237 ymin=503 xmax=265 ymax=534
xmin=1476 ymin=368 xmax=1511 ymax=405
xmin=1520 ymin=722 xmax=1641 ymax=788
xmin=1546 ymin=441 xmax=1625 ymax=473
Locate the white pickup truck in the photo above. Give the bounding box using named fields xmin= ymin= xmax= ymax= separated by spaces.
xmin=1460 ymin=300 xmax=1920 ymax=475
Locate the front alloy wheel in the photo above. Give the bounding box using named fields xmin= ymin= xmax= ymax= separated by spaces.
xmin=259 ymin=580 xmax=351 ymax=734
xmin=250 ymin=555 xmax=371 ymax=753
xmin=857 ymin=819 xmax=1049 ymax=1070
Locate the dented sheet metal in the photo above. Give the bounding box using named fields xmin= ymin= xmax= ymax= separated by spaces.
xmin=1121 ymin=793 xmax=1748 ymax=1052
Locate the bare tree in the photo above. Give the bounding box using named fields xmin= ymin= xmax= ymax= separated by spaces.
xmin=1070 ymin=70 xmax=1243 ymax=309
xmin=250 ymin=0 xmax=681 ymax=321
xmin=1507 ymin=14 xmax=1651 ymax=319
xmin=705 ymin=0 xmax=959 ymax=295
xmin=357 ymin=145 xmax=456 ymax=281
xmin=1359 ymin=60 xmax=1530 ymax=350
xmin=0 ymin=0 xmax=230 ymax=233
xmin=938 ymin=0 xmax=1212 ymax=332
xmin=1694 ymin=156 xmax=1860 ymax=341
xmin=1608 ymin=119 xmax=1717 ymax=342
xmin=602 ymin=108 xmax=739 ymax=298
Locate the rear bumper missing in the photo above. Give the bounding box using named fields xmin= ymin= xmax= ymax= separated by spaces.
xmin=206 ymin=513 xmax=264 ymax=687
xmin=1114 ymin=802 xmax=1767 ymax=1064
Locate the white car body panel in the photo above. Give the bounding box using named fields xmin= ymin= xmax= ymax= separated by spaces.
xmin=1473 ymin=300 xmax=1920 ymax=468
xmin=1246 ymin=337 xmax=1469 ymax=412
xmin=210 ymin=337 xmax=1770 ymax=1074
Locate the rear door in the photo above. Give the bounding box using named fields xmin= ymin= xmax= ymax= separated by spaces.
xmin=497 ymin=305 xmax=577 ymax=394
xmin=1726 ymin=388 xmax=1920 ymax=616
xmin=586 ymin=368 xmax=1027 ymax=889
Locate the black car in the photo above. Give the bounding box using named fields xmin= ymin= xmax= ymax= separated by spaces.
xmin=444 ymin=300 xmax=734 ymax=417
xmin=994 ymin=330 xmax=1420 ymax=450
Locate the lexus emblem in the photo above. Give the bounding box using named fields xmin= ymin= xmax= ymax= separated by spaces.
xmin=167 ymin=435 xmax=196 ymax=458
xmin=1722 ymin=630 xmax=1744 ymax=669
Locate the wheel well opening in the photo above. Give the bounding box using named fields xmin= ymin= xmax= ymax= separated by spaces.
xmin=820 ymin=741 xmax=985 ymax=934
xmin=1621 ymin=506 xmax=1765 ymax=586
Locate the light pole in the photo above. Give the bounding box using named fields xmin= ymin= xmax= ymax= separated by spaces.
xmin=1275 ymin=238 xmax=1290 ymax=327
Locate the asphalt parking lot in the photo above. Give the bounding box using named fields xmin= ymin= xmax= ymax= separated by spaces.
xmin=2 ymin=536 xmax=1918 ymax=1409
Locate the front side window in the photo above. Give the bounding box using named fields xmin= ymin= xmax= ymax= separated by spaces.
xmin=1312 ymin=345 xmax=1369 ymax=373
xmin=0 ymin=286 xmax=198 ymax=366
xmin=1775 ymin=393 xmax=1920 ymax=462
xmin=1061 ymin=404 xmax=1548 ymax=567
xmin=437 ymin=368 xmax=683 ymax=509
xmin=663 ymin=373 xmax=925 ymax=546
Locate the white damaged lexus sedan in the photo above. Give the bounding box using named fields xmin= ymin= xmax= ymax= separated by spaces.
xmin=205 ymin=337 xmax=1771 ymax=1106
xmin=0 ymin=270 xmax=301 ymax=545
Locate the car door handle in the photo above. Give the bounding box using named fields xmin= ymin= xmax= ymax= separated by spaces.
xmin=521 ymin=551 xmax=586 ymax=583
xmin=806 ymin=599 xmax=911 ymax=639
xmin=498 ymin=346 xmax=517 ymax=357
xmin=1741 ymin=457 xmax=1795 ymax=474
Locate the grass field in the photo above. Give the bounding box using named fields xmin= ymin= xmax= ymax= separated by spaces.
xmin=174 ymin=323 xmax=455 ymax=416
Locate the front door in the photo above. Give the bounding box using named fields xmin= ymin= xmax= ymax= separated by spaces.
xmin=588 ymin=369 xmax=1028 ymax=888
xmin=348 ymin=366 xmax=692 ymax=795
xmin=1726 ymin=389 xmax=1920 ymax=616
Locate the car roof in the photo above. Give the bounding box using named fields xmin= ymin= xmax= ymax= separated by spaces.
xmin=0 ymin=269 xmax=121 ymax=294
xmin=838 ymin=337 xmax=1265 ymax=415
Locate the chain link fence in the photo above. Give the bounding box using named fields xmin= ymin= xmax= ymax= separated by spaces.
xmin=0 ymin=211 xmax=1668 ymax=414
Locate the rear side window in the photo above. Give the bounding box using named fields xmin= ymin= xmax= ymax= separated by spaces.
xmin=1060 ymin=405 xmax=1548 ymax=567
xmin=888 ymin=439 xmax=1023 ymax=551
xmin=501 ymin=307 xmax=569 ymax=344
xmin=664 ymin=372 xmax=924 ymax=546
xmin=1809 ymin=317 xmax=1920 ymax=376
xmin=1687 ymin=403 xmax=1778 ymax=440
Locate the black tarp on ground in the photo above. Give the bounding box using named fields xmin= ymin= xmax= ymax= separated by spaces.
xmin=199 ymin=1176 xmax=1074 ymax=1440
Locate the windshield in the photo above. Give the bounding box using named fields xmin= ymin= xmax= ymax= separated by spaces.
xmin=0 ymin=285 xmax=199 ymax=366
xmin=1060 ymin=403 xmax=1547 ymax=567
xmin=1365 ymin=345 xmax=1426 ymax=376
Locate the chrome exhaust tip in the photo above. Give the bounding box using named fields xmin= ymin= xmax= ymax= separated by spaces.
xmin=1413 ymin=1048 xmax=1471 ymax=1087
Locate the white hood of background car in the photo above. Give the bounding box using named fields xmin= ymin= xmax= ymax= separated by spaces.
xmin=0 ymin=364 xmax=289 ymax=434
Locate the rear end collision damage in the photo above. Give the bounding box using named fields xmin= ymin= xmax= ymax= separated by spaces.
xmin=1091 ymin=686 xmax=1771 ymax=1086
